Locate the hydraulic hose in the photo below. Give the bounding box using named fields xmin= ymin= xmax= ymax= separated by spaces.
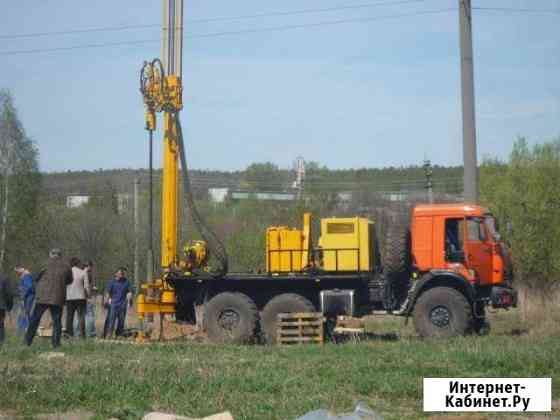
xmin=139 ymin=60 xmax=228 ymax=279
xmin=173 ymin=112 xmax=229 ymax=278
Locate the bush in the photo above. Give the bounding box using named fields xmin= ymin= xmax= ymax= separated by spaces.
xmin=480 ymin=137 xmax=560 ymax=292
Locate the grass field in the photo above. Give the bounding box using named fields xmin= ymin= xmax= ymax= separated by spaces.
xmin=0 ymin=308 xmax=558 ymax=420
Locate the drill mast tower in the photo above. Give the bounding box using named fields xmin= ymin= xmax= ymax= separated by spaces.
xmin=159 ymin=0 xmax=184 ymax=268
xmin=137 ymin=0 xmax=185 ymax=329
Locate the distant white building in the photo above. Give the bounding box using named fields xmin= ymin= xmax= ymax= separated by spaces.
xmin=208 ymin=188 xmax=297 ymax=203
xmin=336 ymin=191 xmax=353 ymax=210
xmin=66 ymin=195 xmax=90 ymax=208
xmin=231 ymin=191 xmax=296 ymax=201
xmin=117 ymin=193 xmax=132 ymax=213
xmin=337 ymin=191 xmax=353 ymax=203
xmin=209 ymin=188 xmax=230 ymax=203
xmin=381 ymin=191 xmax=409 ymax=202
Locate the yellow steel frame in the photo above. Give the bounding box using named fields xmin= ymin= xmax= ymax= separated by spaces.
xmin=161 ymin=111 xmax=179 ymax=268
xmin=140 ymin=73 xmax=183 ymax=269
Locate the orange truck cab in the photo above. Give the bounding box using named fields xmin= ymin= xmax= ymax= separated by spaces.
xmin=412 ymin=204 xmax=508 ymax=284
xmin=403 ymin=204 xmax=516 ymax=336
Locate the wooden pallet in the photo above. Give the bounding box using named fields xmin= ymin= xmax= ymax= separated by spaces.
xmin=277 ymin=312 xmax=325 ymax=345
xmin=333 ymin=315 xmax=365 ymax=334
xmin=38 ymin=326 xmax=53 ymax=337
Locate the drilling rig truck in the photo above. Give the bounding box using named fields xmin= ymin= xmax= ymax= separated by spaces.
xmin=136 ymin=0 xmax=517 ymax=344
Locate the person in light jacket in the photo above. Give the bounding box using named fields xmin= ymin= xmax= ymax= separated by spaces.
xmin=65 ymin=257 xmax=90 ymax=339
xmin=25 ymin=248 xmax=73 ymax=348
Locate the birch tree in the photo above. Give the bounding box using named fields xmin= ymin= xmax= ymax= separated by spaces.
xmin=0 ymin=90 xmax=40 ymax=270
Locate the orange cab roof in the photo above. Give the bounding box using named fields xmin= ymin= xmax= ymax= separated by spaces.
xmin=413 ymin=203 xmax=490 ymax=218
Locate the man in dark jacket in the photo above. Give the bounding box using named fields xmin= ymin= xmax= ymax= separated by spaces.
xmin=24 ymin=248 xmax=73 ymax=348
xmin=0 ymin=273 xmax=14 ymax=345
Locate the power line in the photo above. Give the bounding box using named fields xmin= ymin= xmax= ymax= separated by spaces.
xmin=0 ymin=24 xmax=159 ymax=41
xmin=185 ymin=0 xmax=432 ymax=23
xmin=0 ymin=0 xmax=429 ymax=40
xmin=187 ymin=9 xmax=455 ymax=39
xmin=41 ymin=176 xmax=464 ymax=194
xmin=0 ymin=39 xmax=159 ymax=56
xmin=472 ymin=7 xmax=560 ymax=14
xmin=0 ymin=8 xmax=455 ymax=57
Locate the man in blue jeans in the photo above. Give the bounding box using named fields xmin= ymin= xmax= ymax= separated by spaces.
xmin=15 ymin=266 xmax=34 ymax=335
xmin=74 ymin=261 xmax=97 ymax=337
xmin=84 ymin=261 xmax=97 ymax=337
xmin=103 ymin=267 xmax=132 ymax=338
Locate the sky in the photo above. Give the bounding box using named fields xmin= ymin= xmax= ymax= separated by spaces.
xmin=1 ymin=0 xmax=559 ymax=172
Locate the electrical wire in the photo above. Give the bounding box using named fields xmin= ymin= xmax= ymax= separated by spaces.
xmin=0 ymin=8 xmax=455 ymax=57
xmin=0 ymin=39 xmax=158 ymax=56
xmin=0 ymin=24 xmax=159 ymax=40
xmin=472 ymin=7 xmax=560 ymax=14
xmin=41 ymin=180 xmax=464 ymax=192
xmin=2 ymin=3 xmax=556 ymax=45
xmin=187 ymin=0 xmax=432 ymax=23
xmin=0 ymin=0 xmax=429 ymax=40
xmin=186 ymin=9 xmax=455 ymax=39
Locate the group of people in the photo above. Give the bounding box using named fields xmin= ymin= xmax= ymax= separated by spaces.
xmin=0 ymin=248 xmax=133 ymax=348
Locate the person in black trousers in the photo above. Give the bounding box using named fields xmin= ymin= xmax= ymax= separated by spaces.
xmin=0 ymin=273 xmax=14 ymax=345
xmin=25 ymin=249 xmax=72 ymax=348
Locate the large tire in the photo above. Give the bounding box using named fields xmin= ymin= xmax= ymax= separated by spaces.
xmin=383 ymin=225 xmax=411 ymax=309
xmin=261 ymin=293 xmax=315 ymax=344
xmin=204 ymin=292 xmax=259 ymax=344
xmin=413 ymin=287 xmax=472 ymax=338
xmin=383 ymin=224 xmax=411 ymax=278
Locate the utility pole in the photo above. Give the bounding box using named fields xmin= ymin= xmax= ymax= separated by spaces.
xmin=423 ymin=159 xmax=434 ymax=204
xmin=133 ymin=178 xmax=140 ymax=293
xmin=459 ymin=0 xmax=478 ymax=202
xmin=294 ymin=156 xmax=306 ymax=200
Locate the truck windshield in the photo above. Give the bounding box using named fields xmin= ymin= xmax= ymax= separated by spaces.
xmin=484 ymin=216 xmax=500 ymax=241
xmin=467 ymin=217 xmax=488 ymax=242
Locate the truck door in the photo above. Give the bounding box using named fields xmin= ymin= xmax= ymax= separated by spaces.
xmin=464 ymin=217 xmax=493 ymax=285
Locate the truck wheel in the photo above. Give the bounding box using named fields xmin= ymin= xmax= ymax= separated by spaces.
xmin=413 ymin=287 xmax=472 ymax=338
xmin=204 ymin=292 xmax=259 ymax=344
xmin=261 ymin=293 xmax=315 ymax=344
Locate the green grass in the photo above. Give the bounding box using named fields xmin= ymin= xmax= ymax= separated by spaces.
xmin=0 ymin=311 xmax=558 ymax=420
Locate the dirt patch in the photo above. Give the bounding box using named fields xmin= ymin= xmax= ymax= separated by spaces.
xmin=0 ymin=411 xmax=94 ymax=420
xmin=36 ymin=411 xmax=95 ymax=420
xmin=38 ymin=352 xmax=66 ymax=361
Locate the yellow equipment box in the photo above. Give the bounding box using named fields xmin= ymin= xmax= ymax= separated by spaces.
xmin=318 ymin=217 xmax=374 ymax=272
xmin=266 ymin=226 xmax=304 ymax=272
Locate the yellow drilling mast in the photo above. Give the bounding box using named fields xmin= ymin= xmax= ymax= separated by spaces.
xmin=136 ymin=0 xmax=185 ymax=332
